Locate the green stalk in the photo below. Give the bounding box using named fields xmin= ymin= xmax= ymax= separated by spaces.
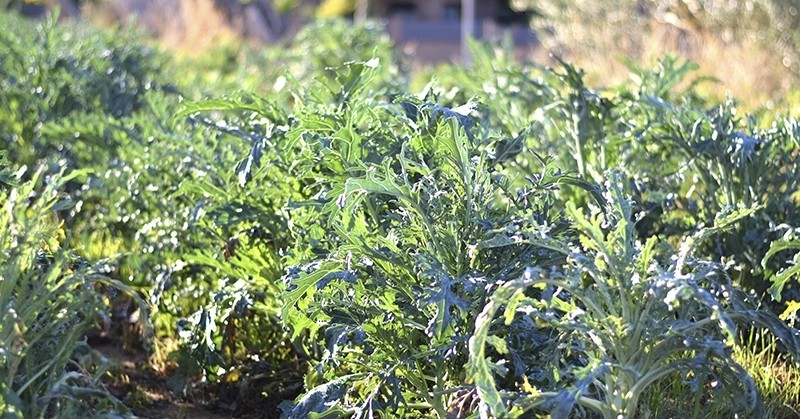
xmin=716 ymin=160 xmax=736 ymax=208
xmin=526 ymin=391 xmax=611 ymax=418
xmin=627 ymin=297 xmax=655 ymax=362
xmin=573 ymin=109 xmax=587 ymax=179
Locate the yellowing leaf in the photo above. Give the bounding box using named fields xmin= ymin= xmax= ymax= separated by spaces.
xmin=521 ymin=375 xmax=540 ymax=396
xmin=779 ymin=301 xmax=800 ymax=321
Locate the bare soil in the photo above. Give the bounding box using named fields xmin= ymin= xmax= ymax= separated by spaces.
xmin=92 ymin=339 xmax=254 ymax=419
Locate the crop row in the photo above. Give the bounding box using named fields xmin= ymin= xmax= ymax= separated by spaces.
xmin=1 ymin=11 xmax=800 ymax=418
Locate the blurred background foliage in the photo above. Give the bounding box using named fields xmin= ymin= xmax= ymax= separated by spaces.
xmin=511 ymin=0 xmax=800 ymax=111
xmin=5 ymin=0 xmax=798 ymax=113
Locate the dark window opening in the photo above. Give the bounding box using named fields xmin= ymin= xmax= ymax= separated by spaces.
xmin=444 ymin=3 xmax=462 ymax=21
xmin=388 ymin=2 xmax=416 ymax=19
xmin=495 ymin=0 xmax=534 ymax=25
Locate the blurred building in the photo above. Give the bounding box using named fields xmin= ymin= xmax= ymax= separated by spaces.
xmin=370 ymin=0 xmax=536 ymax=63
xmin=16 ymin=0 xmax=536 ymax=62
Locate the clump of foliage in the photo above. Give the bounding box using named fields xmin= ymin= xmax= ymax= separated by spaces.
xmin=0 ymin=14 xmax=198 ymax=336
xmin=173 ymin=29 xmax=800 ymax=419
xmin=434 ymin=44 xmax=800 ymax=308
xmin=0 ymin=10 xmax=287 ymax=413
xmin=469 ymin=173 xmax=799 ymax=418
xmin=3 ymin=8 xmax=800 ymax=418
xmin=187 ymin=49 xmax=800 ymax=417
xmin=277 ymin=93 xmax=575 ymax=416
xmin=161 ymin=22 xmax=408 ymax=409
xmin=0 ymin=12 xmax=171 ymax=172
xmin=0 ymin=153 xmax=139 ymax=418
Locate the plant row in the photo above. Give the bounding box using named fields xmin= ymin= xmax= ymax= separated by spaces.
xmin=1 ymin=11 xmax=800 ymax=418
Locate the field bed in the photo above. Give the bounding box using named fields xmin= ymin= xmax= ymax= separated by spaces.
xmin=2 ymin=10 xmax=800 ymax=419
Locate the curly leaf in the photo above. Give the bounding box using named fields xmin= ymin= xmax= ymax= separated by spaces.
xmin=763 ymin=238 xmax=800 ymax=268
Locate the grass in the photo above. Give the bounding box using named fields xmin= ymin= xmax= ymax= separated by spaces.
xmin=637 ymin=329 xmax=800 ymax=418
xmin=735 ymin=329 xmax=800 ymax=418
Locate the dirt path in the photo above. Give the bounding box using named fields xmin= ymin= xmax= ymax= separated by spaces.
xmin=93 ymin=341 xmax=235 ymax=419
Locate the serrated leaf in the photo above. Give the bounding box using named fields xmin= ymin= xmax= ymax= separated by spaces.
xmin=485 ymin=335 xmax=509 ymax=354
xmin=235 ymin=138 xmax=264 ymax=187
xmin=768 ymin=263 xmax=800 ymax=302
xmin=763 ymin=238 xmax=800 ymax=268
xmin=503 ymin=289 xmax=527 ymax=325
xmin=469 ymin=280 xmax=532 ymax=418
xmin=426 ymin=102 xmax=477 ymax=139
xmin=491 ymin=129 xmax=527 ymax=166
xmin=556 ymin=175 xmax=607 ymax=207
xmin=281 ymin=264 xmax=339 ymax=339
xmin=175 ymin=96 xmax=279 ymax=119
xmin=424 ymin=273 xmax=468 ymax=339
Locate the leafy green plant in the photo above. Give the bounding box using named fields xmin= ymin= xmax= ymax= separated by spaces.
xmin=177 ymin=36 xmax=800 ymax=416
xmin=469 ymin=172 xmax=800 ymax=418
xmin=0 ymin=11 xmax=172 ymax=173
xmin=3 ymin=9 xmax=800 ymax=418
xmin=159 ymin=52 xmax=407 ymax=407
xmin=632 ymin=99 xmax=800 ymax=298
xmin=763 ymin=232 xmax=800 ymax=303
xmin=440 ymin=45 xmax=800 ymax=305
xmin=167 ymin=54 xmax=414 ymax=409
xmin=0 ymin=155 xmax=142 ymax=418
xmin=276 ymin=82 xmax=583 ymax=416
xmin=422 ymin=39 xmax=558 ymax=139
